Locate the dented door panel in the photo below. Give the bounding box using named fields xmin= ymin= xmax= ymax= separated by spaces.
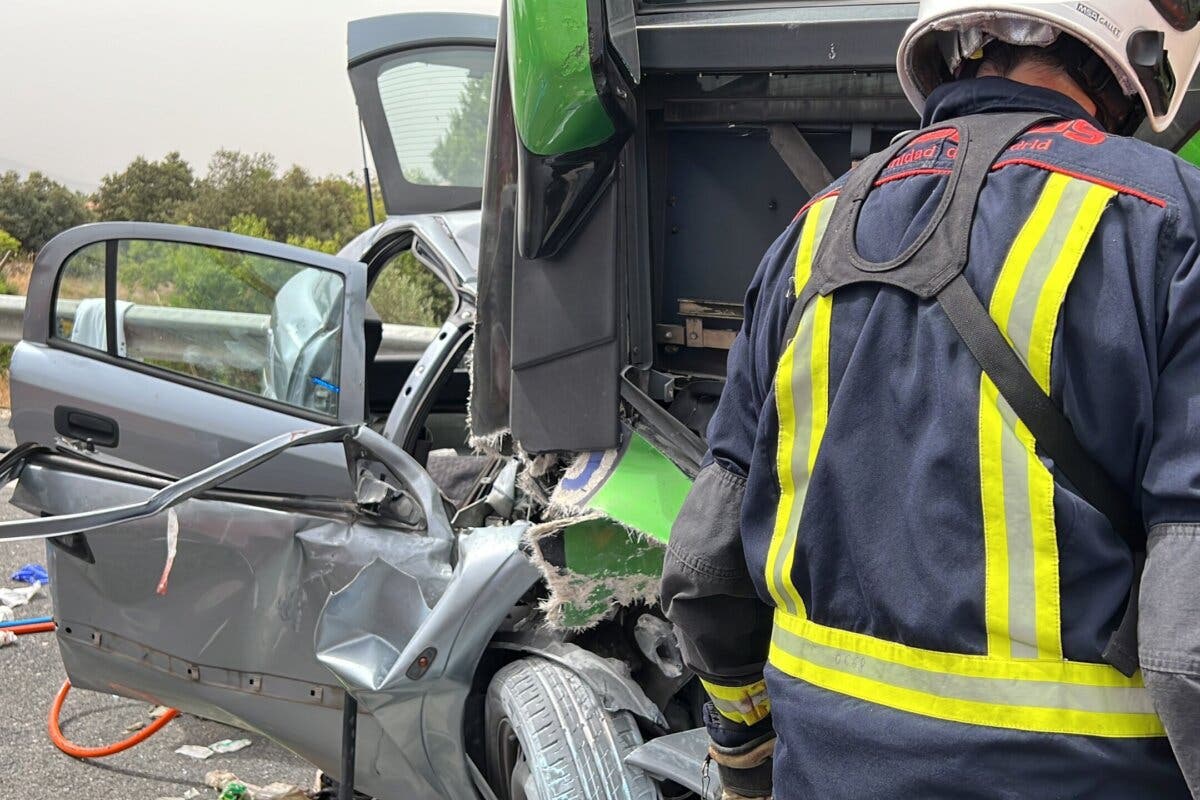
xmin=14 ymin=460 xmax=455 ymax=797
xmin=0 ymin=426 xmax=538 ymax=798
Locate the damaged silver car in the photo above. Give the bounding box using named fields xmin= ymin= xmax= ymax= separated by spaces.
xmin=8 ymin=4 xmax=1200 ymax=800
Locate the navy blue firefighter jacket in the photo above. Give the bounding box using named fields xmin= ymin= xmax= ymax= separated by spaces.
xmin=661 ymin=77 xmax=1200 ymax=798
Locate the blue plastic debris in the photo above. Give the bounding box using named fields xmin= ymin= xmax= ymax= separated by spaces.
xmin=10 ymin=563 xmax=48 ymax=585
xmin=311 ymin=376 xmax=341 ymax=394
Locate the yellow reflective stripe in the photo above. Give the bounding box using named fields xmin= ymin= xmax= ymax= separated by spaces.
xmin=988 ymin=174 xmax=1071 ymax=350
xmin=770 ymin=609 xmax=1164 ymax=738
xmin=1027 ymin=181 xmax=1117 ymax=391
xmin=766 ymin=197 xmax=836 ymax=615
xmin=808 ymin=296 xmax=833 ymax=475
xmin=980 ymin=174 xmax=1116 ymax=660
xmin=701 ymin=678 xmax=772 ymax=726
xmin=980 ymin=378 xmax=1011 ymax=656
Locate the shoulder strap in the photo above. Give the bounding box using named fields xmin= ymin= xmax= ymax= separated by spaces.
xmin=785 ymin=113 xmax=1144 ymax=675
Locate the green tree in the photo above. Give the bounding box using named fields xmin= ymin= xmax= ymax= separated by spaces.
xmin=431 ymin=76 xmax=491 ymax=186
xmin=182 ymin=150 xmax=281 ymax=234
xmin=369 ymin=250 xmax=454 ymax=327
xmin=0 ymin=171 xmax=93 ymax=252
xmin=93 ymin=152 xmax=195 ymax=223
xmin=0 ymin=228 xmax=20 ymax=255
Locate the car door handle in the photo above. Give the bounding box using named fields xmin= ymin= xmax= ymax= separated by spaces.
xmin=54 ymin=407 xmax=120 ymax=449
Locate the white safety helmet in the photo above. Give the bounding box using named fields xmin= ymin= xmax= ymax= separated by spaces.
xmin=898 ymin=0 xmax=1200 ymax=133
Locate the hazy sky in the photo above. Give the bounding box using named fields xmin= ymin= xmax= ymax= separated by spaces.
xmin=0 ymin=0 xmax=499 ymax=191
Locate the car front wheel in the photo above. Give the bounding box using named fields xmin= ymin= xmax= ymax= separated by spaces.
xmin=485 ymin=657 xmax=660 ymax=800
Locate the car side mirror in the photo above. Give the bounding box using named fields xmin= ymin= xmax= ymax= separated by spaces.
xmin=507 ymin=0 xmax=636 ymax=258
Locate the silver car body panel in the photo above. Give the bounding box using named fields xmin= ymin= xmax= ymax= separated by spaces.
xmin=1 ymin=426 xmax=539 ymax=798
xmin=625 ymin=729 xmax=718 ymax=799
xmin=316 ymin=526 xmax=540 ymax=800
xmin=338 ymin=211 xmax=481 ymax=290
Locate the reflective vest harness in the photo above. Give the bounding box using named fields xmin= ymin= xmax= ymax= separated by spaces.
xmin=766 ymin=113 xmax=1159 ymax=738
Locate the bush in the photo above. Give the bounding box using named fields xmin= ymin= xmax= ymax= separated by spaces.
xmin=0 ymin=228 xmax=20 ymax=255
xmin=0 ymin=171 xmax=93 ymax=252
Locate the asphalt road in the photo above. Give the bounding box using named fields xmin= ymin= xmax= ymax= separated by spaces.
xmin=0 ymin=418 xmax=317 ymax=799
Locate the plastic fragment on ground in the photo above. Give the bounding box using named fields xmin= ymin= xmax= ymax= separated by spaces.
xmin=150 ymin=705 xmax=172 ymax=718
xmin=209 ymin=738 xmax=252 ymax=754
xmin=255 ymin=783 xmax=309 ymax=800
xmin=123 ymin=720 xmax=147 ymax=733
xmin=205 ymin=771 xmax=307 ymax=800
xmin=9 ymin=563 xmax=48 ymax=585
xmin=0 ymin=630 xmax=16 ymax=647
xmin=0 ymin=580 xmax=41 ymax=608
xmin=204 ymin=771 xmax=238 ymax=790
xmin=175 ymin=744 xmax=214 ymax=760
xmin=0 ymin=606 xmax=12 ymax=623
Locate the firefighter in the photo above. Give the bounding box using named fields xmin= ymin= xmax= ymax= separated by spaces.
xmin=661 ymin=1 xmax=1200 ymax=797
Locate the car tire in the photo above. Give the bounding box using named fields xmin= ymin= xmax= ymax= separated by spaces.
xmin=485 ymin=657 xmax=660 ymax=800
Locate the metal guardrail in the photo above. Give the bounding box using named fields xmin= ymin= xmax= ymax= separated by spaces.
xmin=0 ymin=294 xmax=437 ymax=365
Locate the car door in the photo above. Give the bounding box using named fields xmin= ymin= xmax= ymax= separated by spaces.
xmin=12 ymin=223 xmax=365 ymax=495
xmin=347 ymin=11 xmax=498 ymax=217
xmin=2 ymin=223 xmax=471 ymax=797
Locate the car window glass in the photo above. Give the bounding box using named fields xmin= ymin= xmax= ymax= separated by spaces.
xmin=376 ymin=46 xmax=493 ymax=187
xmin=369 ymin=247 xmax=453 ymax=328
xmin=53 ymin=240 xmax=346 ymax=417
xmin=54 ymin=242 xmax=108 ymax=352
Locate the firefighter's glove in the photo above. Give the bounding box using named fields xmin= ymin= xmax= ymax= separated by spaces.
xmin=709 ymin=733 xmax=775 ymax=800
xmin=704 ymin=702 xmax=774 ymax=800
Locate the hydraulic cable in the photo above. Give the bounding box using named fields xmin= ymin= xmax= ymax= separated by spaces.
xmin=48 ymin=679 xmax=180 ymax=759
xmin=0 ymin=615 xmax=53 ymax=628
xmin=6 ymin=621 xmax=56 ymax=635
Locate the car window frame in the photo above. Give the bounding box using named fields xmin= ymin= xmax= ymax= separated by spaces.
xmin=31 ymin=223 xmax=368 ymax=426
xmin=349 ymin=24 xmax=497 ymax=216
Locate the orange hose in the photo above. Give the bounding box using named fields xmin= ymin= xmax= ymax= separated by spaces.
xmin=14 ymin=620 xmax=181 ymax=757
xmin=7 ymin=621 xmax=57 ymax=636
xmin=49 ymin=679 xmax=180 ymax=758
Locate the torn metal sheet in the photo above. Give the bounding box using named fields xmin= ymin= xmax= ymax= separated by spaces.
xmin=0 ymin=425 xmax=452 ymax=545
xmin=625 ymin=728 xmax=718 ymax=800
xmin=530 ymin=430 xmax=692 ymax=628
xmin=551 ymin=429 xmax=692 ymax=544
xmin=20 ymin=460 xmax=455 ymax=799
xmin=3 ymin=424 xmax=491 ymax=799
xmin=315 ymin=524 xmax=539 ymax=800
xmin=490 ymin=630 xmax=667 ymax=728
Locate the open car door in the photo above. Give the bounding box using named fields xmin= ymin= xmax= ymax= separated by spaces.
xmin=348 ymin=12 xmax=498 ymax=216
xmin=2 ymin=224 xmax=465 ymax=795
xmin=6 ymin=220 xmax=377 ymax=747
xmin=12 ymin=223 xmax=366 ymax=494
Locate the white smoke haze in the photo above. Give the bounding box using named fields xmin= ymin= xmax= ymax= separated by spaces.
xmin=0 ymin=0 xmax=500 ymax=190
